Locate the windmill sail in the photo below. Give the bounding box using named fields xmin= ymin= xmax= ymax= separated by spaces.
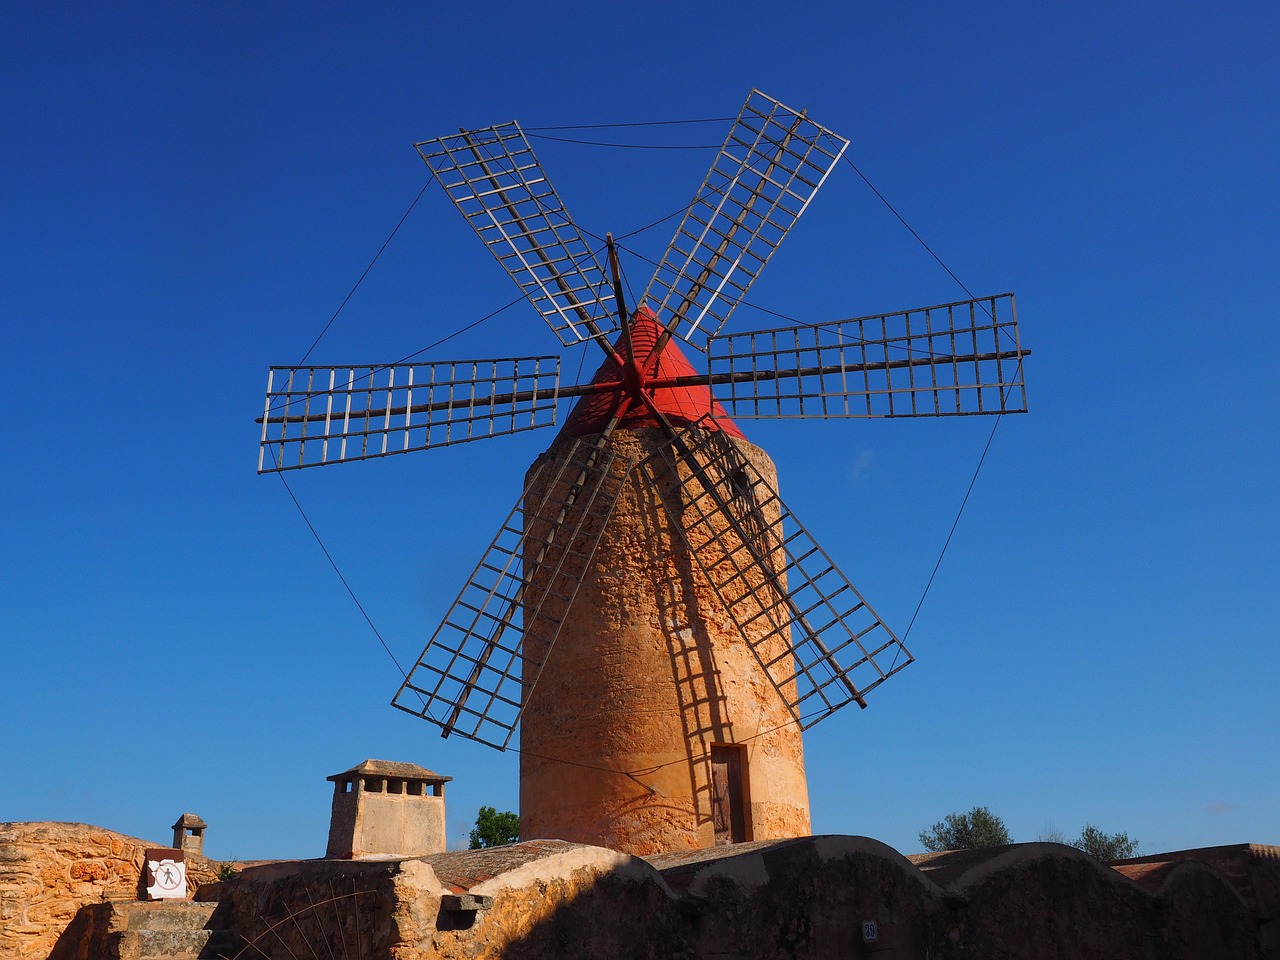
xmin=708 ymin=294 xmax=1028 ymax=418
xmin=640 ymin=90 xmax=849 ymax=352
xmin=647 ymin=417 xmax=912 ymax=727
xmin=258 ymin=91 xmax=1027 ymax=782
xmin=391 ymin=437 xmax=634 ymax=749
xmin=416 ymin=123 xmax=618 ymax=347
xmin=258 ymin=356 xmax=560 ymax=473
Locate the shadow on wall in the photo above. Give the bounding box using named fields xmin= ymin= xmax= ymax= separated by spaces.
xmin=214 ymin=837 xmax=1271 ymax=960
xmin=459 ymin=837 xmax=1267 ymax=960
xmin=37 ymin=833 xmax=1274 ymax=960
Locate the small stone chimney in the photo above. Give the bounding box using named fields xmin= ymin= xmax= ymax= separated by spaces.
xmin=325 ymin=759 xmax=451 ymax=859
xmin=171 ymin=813 xmax=207 ymax=858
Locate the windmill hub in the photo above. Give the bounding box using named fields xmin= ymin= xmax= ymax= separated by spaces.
xmin=558 ymin=308 xmax=745 ymax=441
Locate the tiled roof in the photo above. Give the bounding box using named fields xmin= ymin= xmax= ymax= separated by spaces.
xmin=326 ymin=759 xmax=451 ymax=783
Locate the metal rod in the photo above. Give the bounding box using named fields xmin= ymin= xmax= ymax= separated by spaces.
xmin=606 ymin=232 xmax=634 ymax=368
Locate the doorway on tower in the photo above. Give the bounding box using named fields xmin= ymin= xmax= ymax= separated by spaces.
xmin=710 ymin=744 xmax=751 ymax=844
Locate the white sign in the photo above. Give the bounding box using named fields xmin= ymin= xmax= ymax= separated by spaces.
xmin=861 ymin=920 xmax=879 ymax=943
xmin=146 ymin=858 xmax=187 ymax=900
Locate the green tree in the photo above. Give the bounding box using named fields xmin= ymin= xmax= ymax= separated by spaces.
xmin=1072 ymin=824 xmax=1138 ymax=861
xmin=469 ymin=806 xmax=520 ymax=849
xmin=919 ymin=806 xmax=1012 ymax=852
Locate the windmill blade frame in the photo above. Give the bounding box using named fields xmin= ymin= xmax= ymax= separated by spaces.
xmin=707 ymin=293 xmax=1028 ymax=419
xmin=639 ymin=90 xmax=849 ymax=352
xmin=416 ymin=123 xmax=619 ymax=347
xmin=258 ymin=356 xmax=561 ymax=473
xmin=391 ymin=437 xmax=635 ymax=749
xmin=256 ymin=92 xmax=1024 ymax=794
xmin=645 ymin=417 xmax=912 ymax=728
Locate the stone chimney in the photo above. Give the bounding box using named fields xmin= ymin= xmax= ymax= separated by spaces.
xmin=171 ymin=813 xmax=207 ymax=858
xmin=325 ymin=759 xmax=451 ymax=859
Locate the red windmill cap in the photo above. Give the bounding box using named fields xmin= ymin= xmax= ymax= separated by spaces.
xmin=557 ymin=307 xmax=745 ymax=440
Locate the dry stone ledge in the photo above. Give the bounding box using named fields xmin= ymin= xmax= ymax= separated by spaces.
xmin=71 ymin=900 xmax=237 ymax=960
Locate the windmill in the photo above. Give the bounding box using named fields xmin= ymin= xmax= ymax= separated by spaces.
xmin=258 ymin=90 xmax=1027 ymax=855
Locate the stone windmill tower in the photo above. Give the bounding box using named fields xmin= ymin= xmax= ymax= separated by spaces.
xmin=258 ymin=91 xmax=1028 ymax=856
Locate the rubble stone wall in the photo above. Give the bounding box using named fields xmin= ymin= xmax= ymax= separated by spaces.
xmin=520 ymin=430 xmax=810 ymax=855
xmin=219 ymin=859 xmax=402 ymax=960
xmin=219 ymin=843 xmax=687 ymax=960
xmin=7 ymin=827 xmax=1276 ymax=960
xmin=0 ymin=822 xmax=220 ymax=960
xmin=656 ymin=838 xmax=1267 ymax=960
xmin=210 ymin=838 xmax=1276 ymax=960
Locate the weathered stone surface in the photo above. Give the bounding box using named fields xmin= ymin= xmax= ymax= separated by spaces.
xmin=177 ymin=837 xmax=1280 ymax=958
xmin=72 ymin=900 xmax=230 ymax=960
xmin=9 ymin=824 xmax=1277 ymax=959
xmin=521 ymin=428 xmax=810 ymax=855
xmin=652 ymin=835 xmax=943 ymax=960
xmin=216 ymin=841 xmax=688 ymax=960
xmin=427 ymin=842 xmax=686 ymax=960
xmin=0 ymin=822 xmax=222 ymax=960
xmin=910 ymin=841 xmax=1264 ymax=960
xmin=219 ymin=858 xmax=404 ymax=960
xmin=1116 ymin=842 xmax=1280 ymax=920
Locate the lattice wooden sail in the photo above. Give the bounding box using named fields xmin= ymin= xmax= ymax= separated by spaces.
xmin=707 ymin=294 xmax=1027 ymax=418
xmin=645 ymin=417 xmax=913 ymax=727
xmin=392 ymin=437 xmax=631 ymax=749
xmin=260 ymin=89 xmax=1030 ymax=751
xmin=260 ymin=357 xmax=560 ymax=471
xmin=415 ymin=123 xmax=618 ymax=347
xmin=640 ymin=90 xmax=849 ymax=352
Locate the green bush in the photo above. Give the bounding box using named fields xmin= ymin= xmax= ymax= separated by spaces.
xmin=469 ymin=806 xmax=520 ymax=849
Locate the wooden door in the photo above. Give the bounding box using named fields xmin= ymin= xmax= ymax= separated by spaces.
xmin=711 ymin=745 xmax=748 ymax=844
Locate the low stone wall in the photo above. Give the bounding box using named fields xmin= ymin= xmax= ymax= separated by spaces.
xmin=220 ymin=841 xmax=687 ymax=960
xmin=913 ymin=842 xmax=1253 ymax=959
xmin=209 ymin=837 xmax=1274 ymax=959
xmin=424 ymin=842 xmax=687 ymax=959
xmin=1116 ymin=844 xmax=1280 ymax=957
xmin=0 ymin=822 xmax=221 ymax=960
xmin=6 ymin=825 xmax=1276 ymax=959
xmin=652 ymin=835 xmax=945 ymax=958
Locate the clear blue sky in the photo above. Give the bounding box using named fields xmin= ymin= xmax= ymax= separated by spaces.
xmin=3 ymin=2 xmax=1276 ymax=860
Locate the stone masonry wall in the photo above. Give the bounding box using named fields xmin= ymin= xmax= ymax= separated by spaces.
xmin=209 ymin=838 xmax=1274 ymax=960
xmin=520 ymin=429 xmax=810 ymax=855
xmin=6 ymin=826 xmax=1275 ymax=959
xmin=221 ymin=841 xmax=689 ymax=960
xmin=0 ymin=822 xmax=221 ymax=960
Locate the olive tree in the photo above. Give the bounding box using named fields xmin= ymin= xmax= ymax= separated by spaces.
xmin=1073 ymin=824 xmax=1139 ymax=860
xmin=919 ymin=806 xmax=1011 ymax=852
